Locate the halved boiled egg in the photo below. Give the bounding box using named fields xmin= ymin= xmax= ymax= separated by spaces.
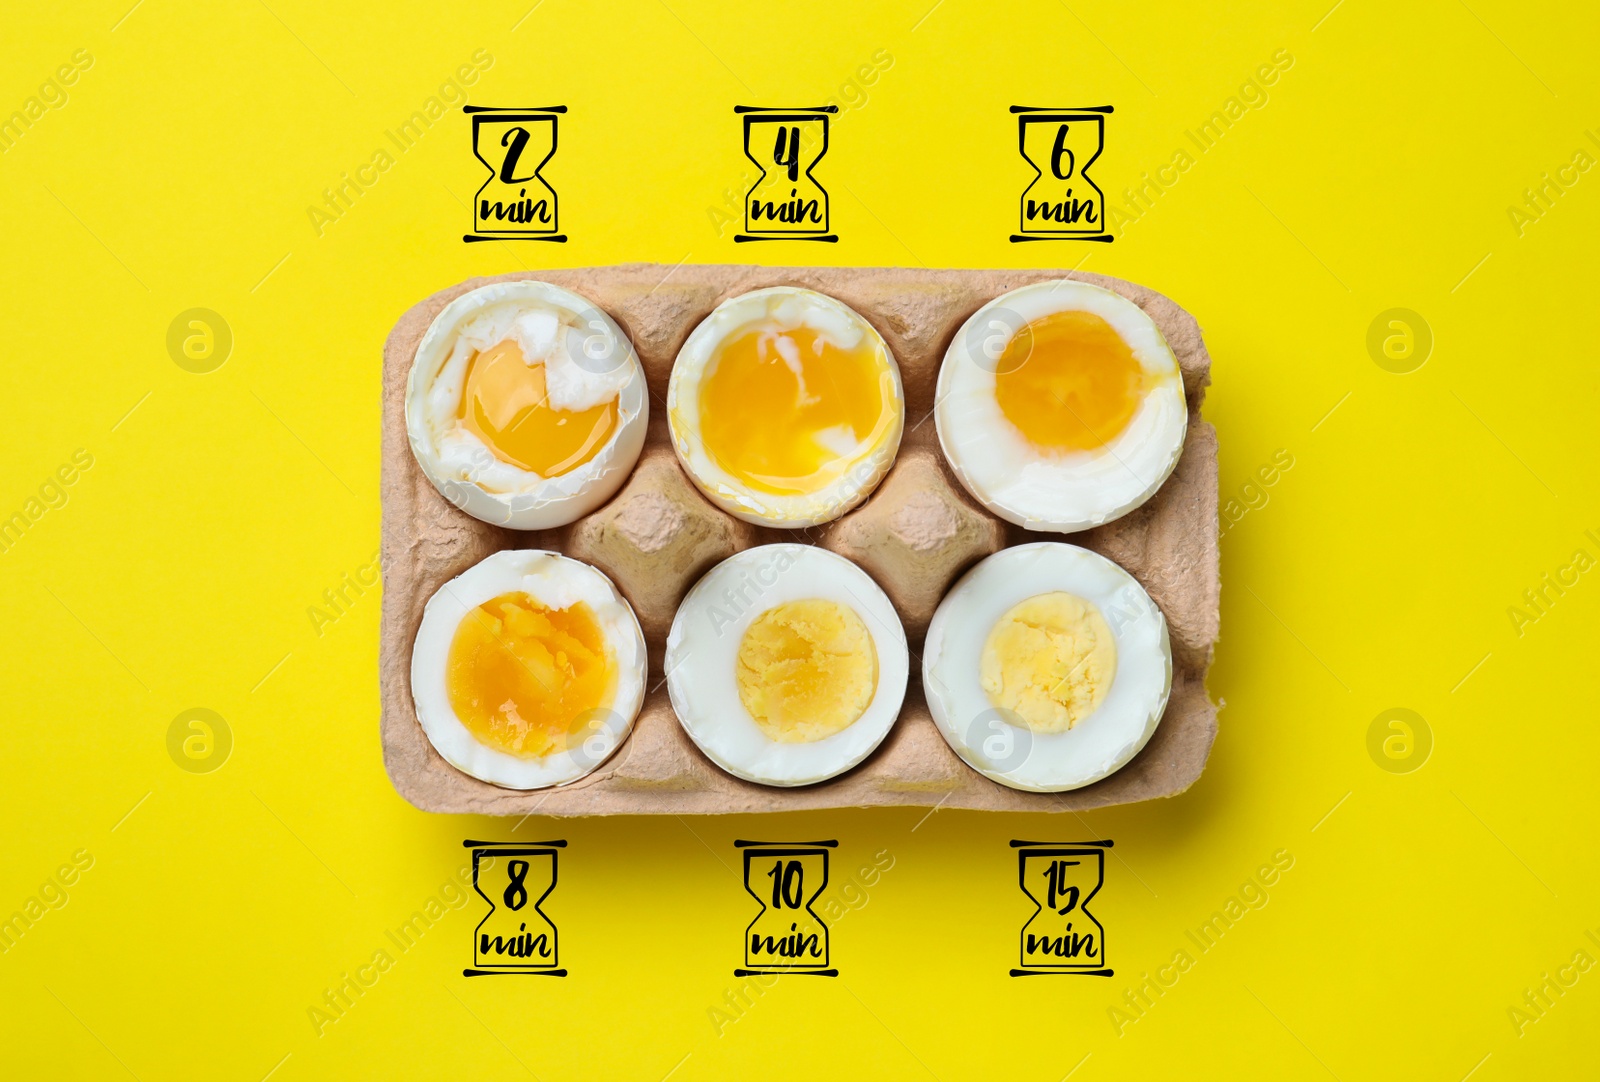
xmin=665 ymin=544 xmax=908 ymax=786
xmin=406 ymin=280 xmax=647 ymax=529
xmin=922 ymin=543 xmax=1170 ymax=792
xmin=410 ymin=549 xmax=646 ymax=789
xmin=668 ymin=287 xmax=904 ymax=527
xmin=936 ymin=280 xmax=1186 ymax=532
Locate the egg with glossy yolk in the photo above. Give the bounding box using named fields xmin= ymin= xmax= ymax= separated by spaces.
xmin=935 ymin=279 xmax=1187 ymax=533
xmin=667 ymin=287 xmax=904 ymax=527
xmin=406 ymin=280 xmax=648 ymax=529
xmin=410 ymin=549 xmax=646 ymax=789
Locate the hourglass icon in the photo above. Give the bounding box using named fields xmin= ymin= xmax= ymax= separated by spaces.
xmin=735 ymin=840 xmax=837 ymax=976
xmin=736 ymin=106 xmax=838 ymax=243
xmin=1012 ymin=106 xmax=1114 ymax=243
xmin=464 ymin=840 xmax=565 ymax=977
xmin=1012 ymin=839 xmax=1114 ymax=976
xmin=463 ymin=106 xmax=565 ymax=243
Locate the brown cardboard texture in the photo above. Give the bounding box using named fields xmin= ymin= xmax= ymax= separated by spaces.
xmin=380 ymin=265 xmax=1219 ymax=815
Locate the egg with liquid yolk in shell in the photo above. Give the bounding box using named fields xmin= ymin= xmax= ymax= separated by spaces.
xmin=922 ymin=543 xmax=1171 ymax=793
xmin=935 ymin=280 xmax=1187 ymax=533
xmin=665 ymin=544 xmax=909 ymax=787
xmin=667 ymin=287 xmax=904 ymax=527
xmin=410 ymin=549 xmax=646 ymax=789
xmin=406 ymin=280 xmax=648 ymax=529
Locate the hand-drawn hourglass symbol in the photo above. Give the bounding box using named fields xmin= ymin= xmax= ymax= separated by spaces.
xmin=1011 ymin=105 xmax=1114 ymax=243
xmin=1011 ymin=839 xmax=1114 ymax=977
xmin=463 ymin=839 xmax=566 ymax=977
xmin=735 ymin=106 xmax=838 ymax=243
xmin=734 ymin=839 xmax=837 ymax=976
xmin=462 ymin=105 xmax=566 ymax=244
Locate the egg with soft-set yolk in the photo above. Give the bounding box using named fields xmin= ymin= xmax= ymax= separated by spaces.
xmin=668 ymin=287 xmax=904 ymax=527
xmin=406 ymin=280 xmax=648 ymax=529
xmin=665 ymin=544 xmax=909 ymax=787
xmin=936 ymin=279 xmax=1186 ymax=533
xmin=411 ymin=549 xmax=646 ymax=790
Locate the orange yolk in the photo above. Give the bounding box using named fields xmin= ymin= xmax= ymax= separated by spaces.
xmin=697 ymin=325 xmax=894 ymax=495
xmin=993 ymin=309 xmax=1151 ymax=452
xmin=446 ymin=591 xmax=615 ymax=759
xmin=458 ymin=339 xmax=618 ymax=476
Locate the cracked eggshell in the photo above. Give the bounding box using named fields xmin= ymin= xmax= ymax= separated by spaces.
xmin=936 ymin=279 xmax=1186 ymax=533
xmin=405 ymin=280 xmax=648 ymax=530
xmin=666 ymin=286 xmax=904 ymax=528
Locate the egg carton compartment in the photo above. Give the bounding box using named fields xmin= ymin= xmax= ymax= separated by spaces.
xmin=380 ymin=264 xmax=1219 ymax=816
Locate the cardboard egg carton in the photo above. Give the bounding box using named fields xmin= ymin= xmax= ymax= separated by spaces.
xmin=380 ymin=264 xmax=1219 ymax=816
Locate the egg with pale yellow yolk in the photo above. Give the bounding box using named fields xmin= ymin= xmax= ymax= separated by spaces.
xmin=667 ymin=287 xmax=904 ymax=527
xmin=665 ymin=544 xmax=909 ymax=787
xmin=935 ymin=280 xmax=1187 ymax=533
xmin=410 ymin=549 xmax=646 ymax=789
xmin=406 ymin=280 xmax=647 ymax=529
xmin=922 ymin=543 xmax=1171 ymax=793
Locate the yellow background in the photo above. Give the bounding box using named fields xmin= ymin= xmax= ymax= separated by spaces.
xmin=3 ymin=0 xmax=1597 ymax=1077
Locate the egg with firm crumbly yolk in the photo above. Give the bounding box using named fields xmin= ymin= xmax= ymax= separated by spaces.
xmin=665 ymin=544 xmax=909 ymax=787
xmin=736 ymin=598 xmax=879 ymax=744
xmin=668 ymin=287 xmax=904 ymax=527
xmin=979 ymin=591 xmax=1117 ymax=735
xmin=411 ymin=550 xmax=645 ymax=790
xmin=936 ymin=279 xmax=1187 ymax=534
xmin=923 ymin=543 xmax=1171 ymax=793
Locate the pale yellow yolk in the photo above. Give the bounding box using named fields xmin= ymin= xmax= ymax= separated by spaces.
xmin=446 ymin=591 xmax=616 ymax=759
xmin=458 ymin=339 xmax=619 ymax=476
xmin=736 ymin=599 xmax=878 ymax=743
xmin=697 ymin=326 xmax=895 ymax=496
xmin=993 ymin=309 xmax=1152 ymax=452
xmin=980 ymin=592 xmax=1116 ymax=733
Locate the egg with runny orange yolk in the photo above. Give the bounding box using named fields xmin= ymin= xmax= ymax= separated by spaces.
xmin=406 ymin=280 xmax=648 ymax=529
xmin=667 ymin=287 xmax=904 ymax=528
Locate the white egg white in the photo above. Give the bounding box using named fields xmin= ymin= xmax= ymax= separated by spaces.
xmin=922 ymin=543 xmax=1171 ymax=792
xmin=406 ymin=280 xmax=648 ymax=529
xmin=936 ymin=279 xmax=1187 ymax=533
xmin=667 ymin=286 xmax=904 ymax=528
xmin=665 ymin=544 xmax=908 ymax=787
xmin=410 ymin=549 xmax=646 ymax=790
